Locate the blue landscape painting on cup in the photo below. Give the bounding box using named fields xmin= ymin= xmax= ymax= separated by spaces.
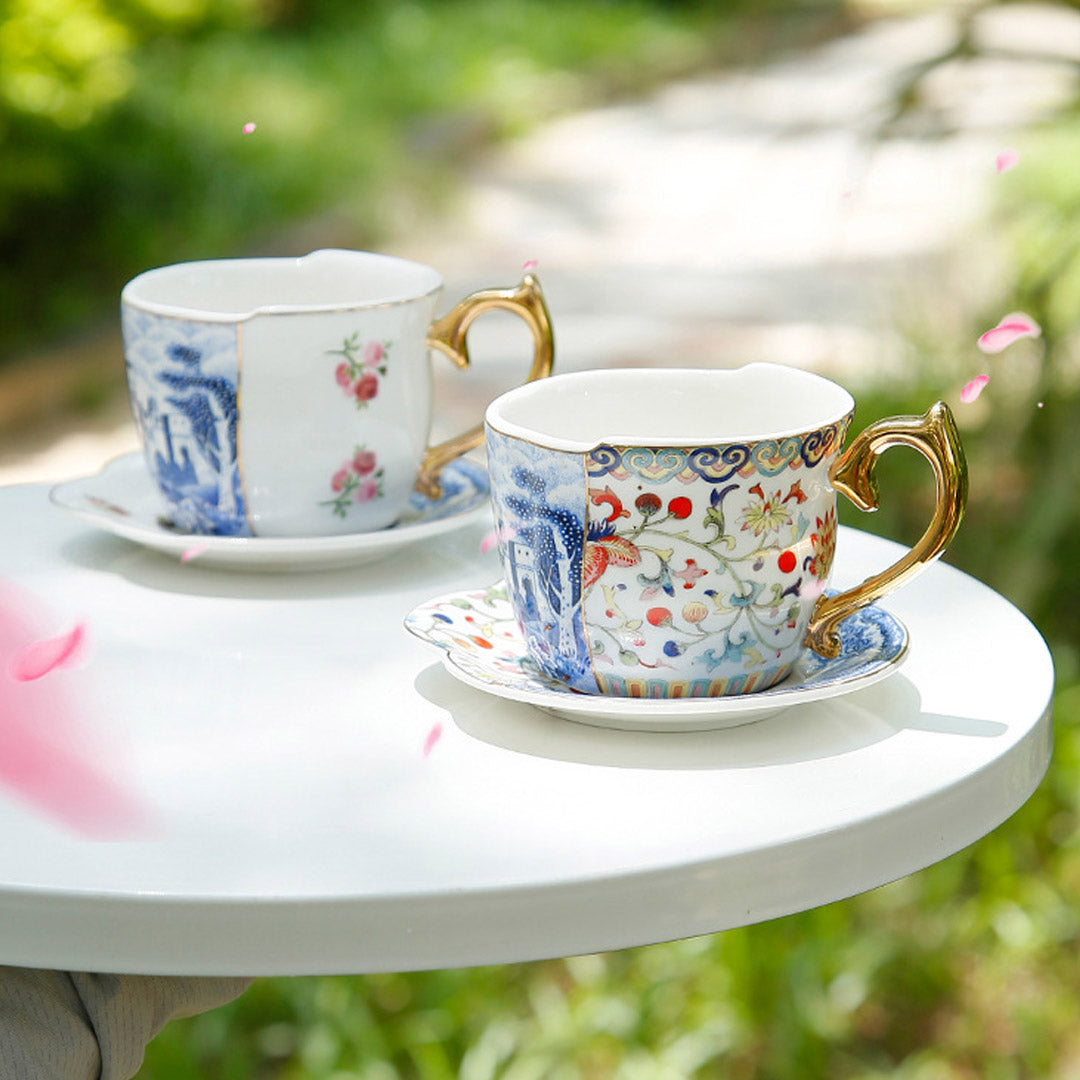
xmin=486 ymin=426 xmax=596 ymax=692
xmin=123 ymin=311 xmax=250 ymax=536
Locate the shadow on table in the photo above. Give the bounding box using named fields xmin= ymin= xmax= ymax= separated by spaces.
xmin=57 ymin=526 xmax=489 ymax=602
xmin=413 ymin=664 xmax=1008 ymax=771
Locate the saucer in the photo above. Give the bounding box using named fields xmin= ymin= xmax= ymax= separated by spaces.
xmin=405 ymin=583 xmax=908 ymax=731
xmin=50 ymin=452 xmax=490 ymax=572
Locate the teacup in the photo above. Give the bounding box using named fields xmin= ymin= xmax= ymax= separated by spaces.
xmin=121 ymin=249 xmax=553 ymax=537
xmin=484 ymin=364 xmax=966 ymax=698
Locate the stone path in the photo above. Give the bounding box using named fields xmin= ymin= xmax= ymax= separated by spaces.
xmin=2 ymin=3 xmax=1076 ymax=487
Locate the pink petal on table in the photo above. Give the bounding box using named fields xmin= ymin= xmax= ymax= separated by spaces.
xmin=995 ymin=148 xmax=1019 ymax=174
xmin=9 ymin=623 xmax=87 ymax=682
xmin=522 ymin=259 xmax=538 ymax=272
xmin=242 ymin=121 xmax=257 ymax=135
xmin=181 ymin=544 xmax=208 ymax=563
xmin=423 ymin=722 xmax=443 ymax=757
xmin=960 ymin=374 xmax=991 ymax=403
xmin=977 ymin=312 xmax=1041 ymax=354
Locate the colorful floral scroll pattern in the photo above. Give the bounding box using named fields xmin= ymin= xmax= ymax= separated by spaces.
xmin=580 ymin=421 xmax=849 ymax=696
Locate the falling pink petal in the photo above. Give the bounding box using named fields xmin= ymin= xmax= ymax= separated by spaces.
xmin=181 ymin=544 xmax=209 ymax=563
xmin=995 ymin=148 xmax=1019 ymax=174
xmin=960 ymin=374 xmax=991 ymax=403
xmin=1037 ymin=401 xmax=1045 ymax=408
xmin=1 ymin=585 xmax=147 ymax=836
xmin=977 ymin=312 xmax=1041 ymax=354
xmin=242 ymin=121 xmax=257 ymax=135
xmin=480 ymin=525 xmax=516 ymax=554
xmin=522 ymin=259 xmax=538 ymax=272
xmin=423 ymin=722 xmax=443 ymax=757
xmin=840 ymin=190 xmax=853 ymax=199
xmin=9 ymin=623 xmax=87 ymax=682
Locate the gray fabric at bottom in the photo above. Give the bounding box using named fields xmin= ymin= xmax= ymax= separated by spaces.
xmin=0 ymin=967 xmax=252 ymax=1080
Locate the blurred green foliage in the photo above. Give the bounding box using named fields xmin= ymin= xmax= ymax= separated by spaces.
xmin=0 ymin=0 xmax=723 ymax=359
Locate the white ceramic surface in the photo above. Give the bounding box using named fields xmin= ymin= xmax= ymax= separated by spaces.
xmin=0 ymin=481 xmax=1054 ymax=976
xmin=405 ymin=583 xmax=908 ymax=731
xmin=122 ymin=251 xmax=447 ymax=537
xmin=49 ymin=452 xmax=490 ymax=571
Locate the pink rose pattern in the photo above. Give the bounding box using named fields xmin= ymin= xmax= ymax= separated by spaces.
xmin=322 ymin=445 xmax=385 ymax=518
xmin=322 ymin=334 xmax=392 ymax=518
xmin=328 ymin=333 xmax=391 ymax=409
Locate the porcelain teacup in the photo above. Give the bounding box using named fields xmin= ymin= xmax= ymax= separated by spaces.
xmin=484 ymin=364 xmax=966 ymax=698
xmin=121 ymin=249 xmax=553 ymax=537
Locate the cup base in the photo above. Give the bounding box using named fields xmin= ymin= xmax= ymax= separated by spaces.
xmin=590 ymin=661 xmax=794 ymax=699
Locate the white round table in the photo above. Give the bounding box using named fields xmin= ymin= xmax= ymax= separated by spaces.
xmin=0 ymin=481 xmax=1053 ymax=975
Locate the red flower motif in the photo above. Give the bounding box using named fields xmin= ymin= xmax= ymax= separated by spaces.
xmin=582 ymin=535 xmax=641 ymax=589
xmin=589 ymin=485 xmax=629 ymax=522
xmin=356 ymin=479 xmax=380 ymax=503
xmin=335 ymin=362 xmax=351 ymax=389
xmin=331 ymin=467 xmax=349 ymax=493
xmin=668 ymin=496 xmax=693 ymax=519
xmin=352 ymin=449 xmax=377 ymax=476
xmin=635 ymin=492 xmax=662 ymax=515
xmin=354 ymin=373 xmax=379 ymax=402
xmin=363 ymin=341 xmax=385 ymax=367
xmin=808 ymin=508 xmax=837 ymax=580
xmin=646 ymin=607 xmax=673 ymax=627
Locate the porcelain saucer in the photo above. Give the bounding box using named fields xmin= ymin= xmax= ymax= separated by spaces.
xmin=405 ymin=582 xmax=909 ymax=731
xmin=50 ymin=452 xmax=490 ymax=572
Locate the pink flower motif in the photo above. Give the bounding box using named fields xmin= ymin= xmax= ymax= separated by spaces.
xmin=354 ymin=373 xmax=379 ymax=402
xmin=352 ymin=449 xmax=377 ymax=476
xmin=960 ymin=374 xmax=990 ymax=403
xmin=331 ymin=467 xmax=349 ymax=492
xmin=356 ymin=479 xmax=379 ymax=503
xmin=977 ymin=312 xmax=1041 ymax=354
xmin=335 ymin=362 xmax=352 ymax=388
xmin=363 ymin=341 xmax=385 ymax=367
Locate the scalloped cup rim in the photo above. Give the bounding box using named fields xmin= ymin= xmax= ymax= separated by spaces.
xmin=121 ymin=249 xmax=443 ymax=322
xmin=484 ymin=364 xmax=856 ymax=454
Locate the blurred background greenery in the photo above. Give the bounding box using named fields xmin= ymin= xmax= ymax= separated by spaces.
xmin=3 ymin=0 xmax=1080 ymax=1077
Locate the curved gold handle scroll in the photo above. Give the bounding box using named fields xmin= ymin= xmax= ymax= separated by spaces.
xmin=804 ymin=401 xmax=968 ymax=658
xmin=415 ymin=273 xmax=554 ymax=500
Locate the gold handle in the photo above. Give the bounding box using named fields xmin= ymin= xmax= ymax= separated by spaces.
xmin=805 ymin=401 xmax=968 ymax=658
xmin=415 ymin=273 xmax=554 ymax=499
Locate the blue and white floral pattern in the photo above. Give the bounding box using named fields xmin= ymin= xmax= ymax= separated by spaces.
xmin=122 ymin=309 xmax=250 ymax=536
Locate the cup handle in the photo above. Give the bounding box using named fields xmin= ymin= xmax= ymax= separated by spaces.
xmin=804 ymin=401 xmax=968 ymax=658
xmin=415 ymin=273 xmax=554 ymax=499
